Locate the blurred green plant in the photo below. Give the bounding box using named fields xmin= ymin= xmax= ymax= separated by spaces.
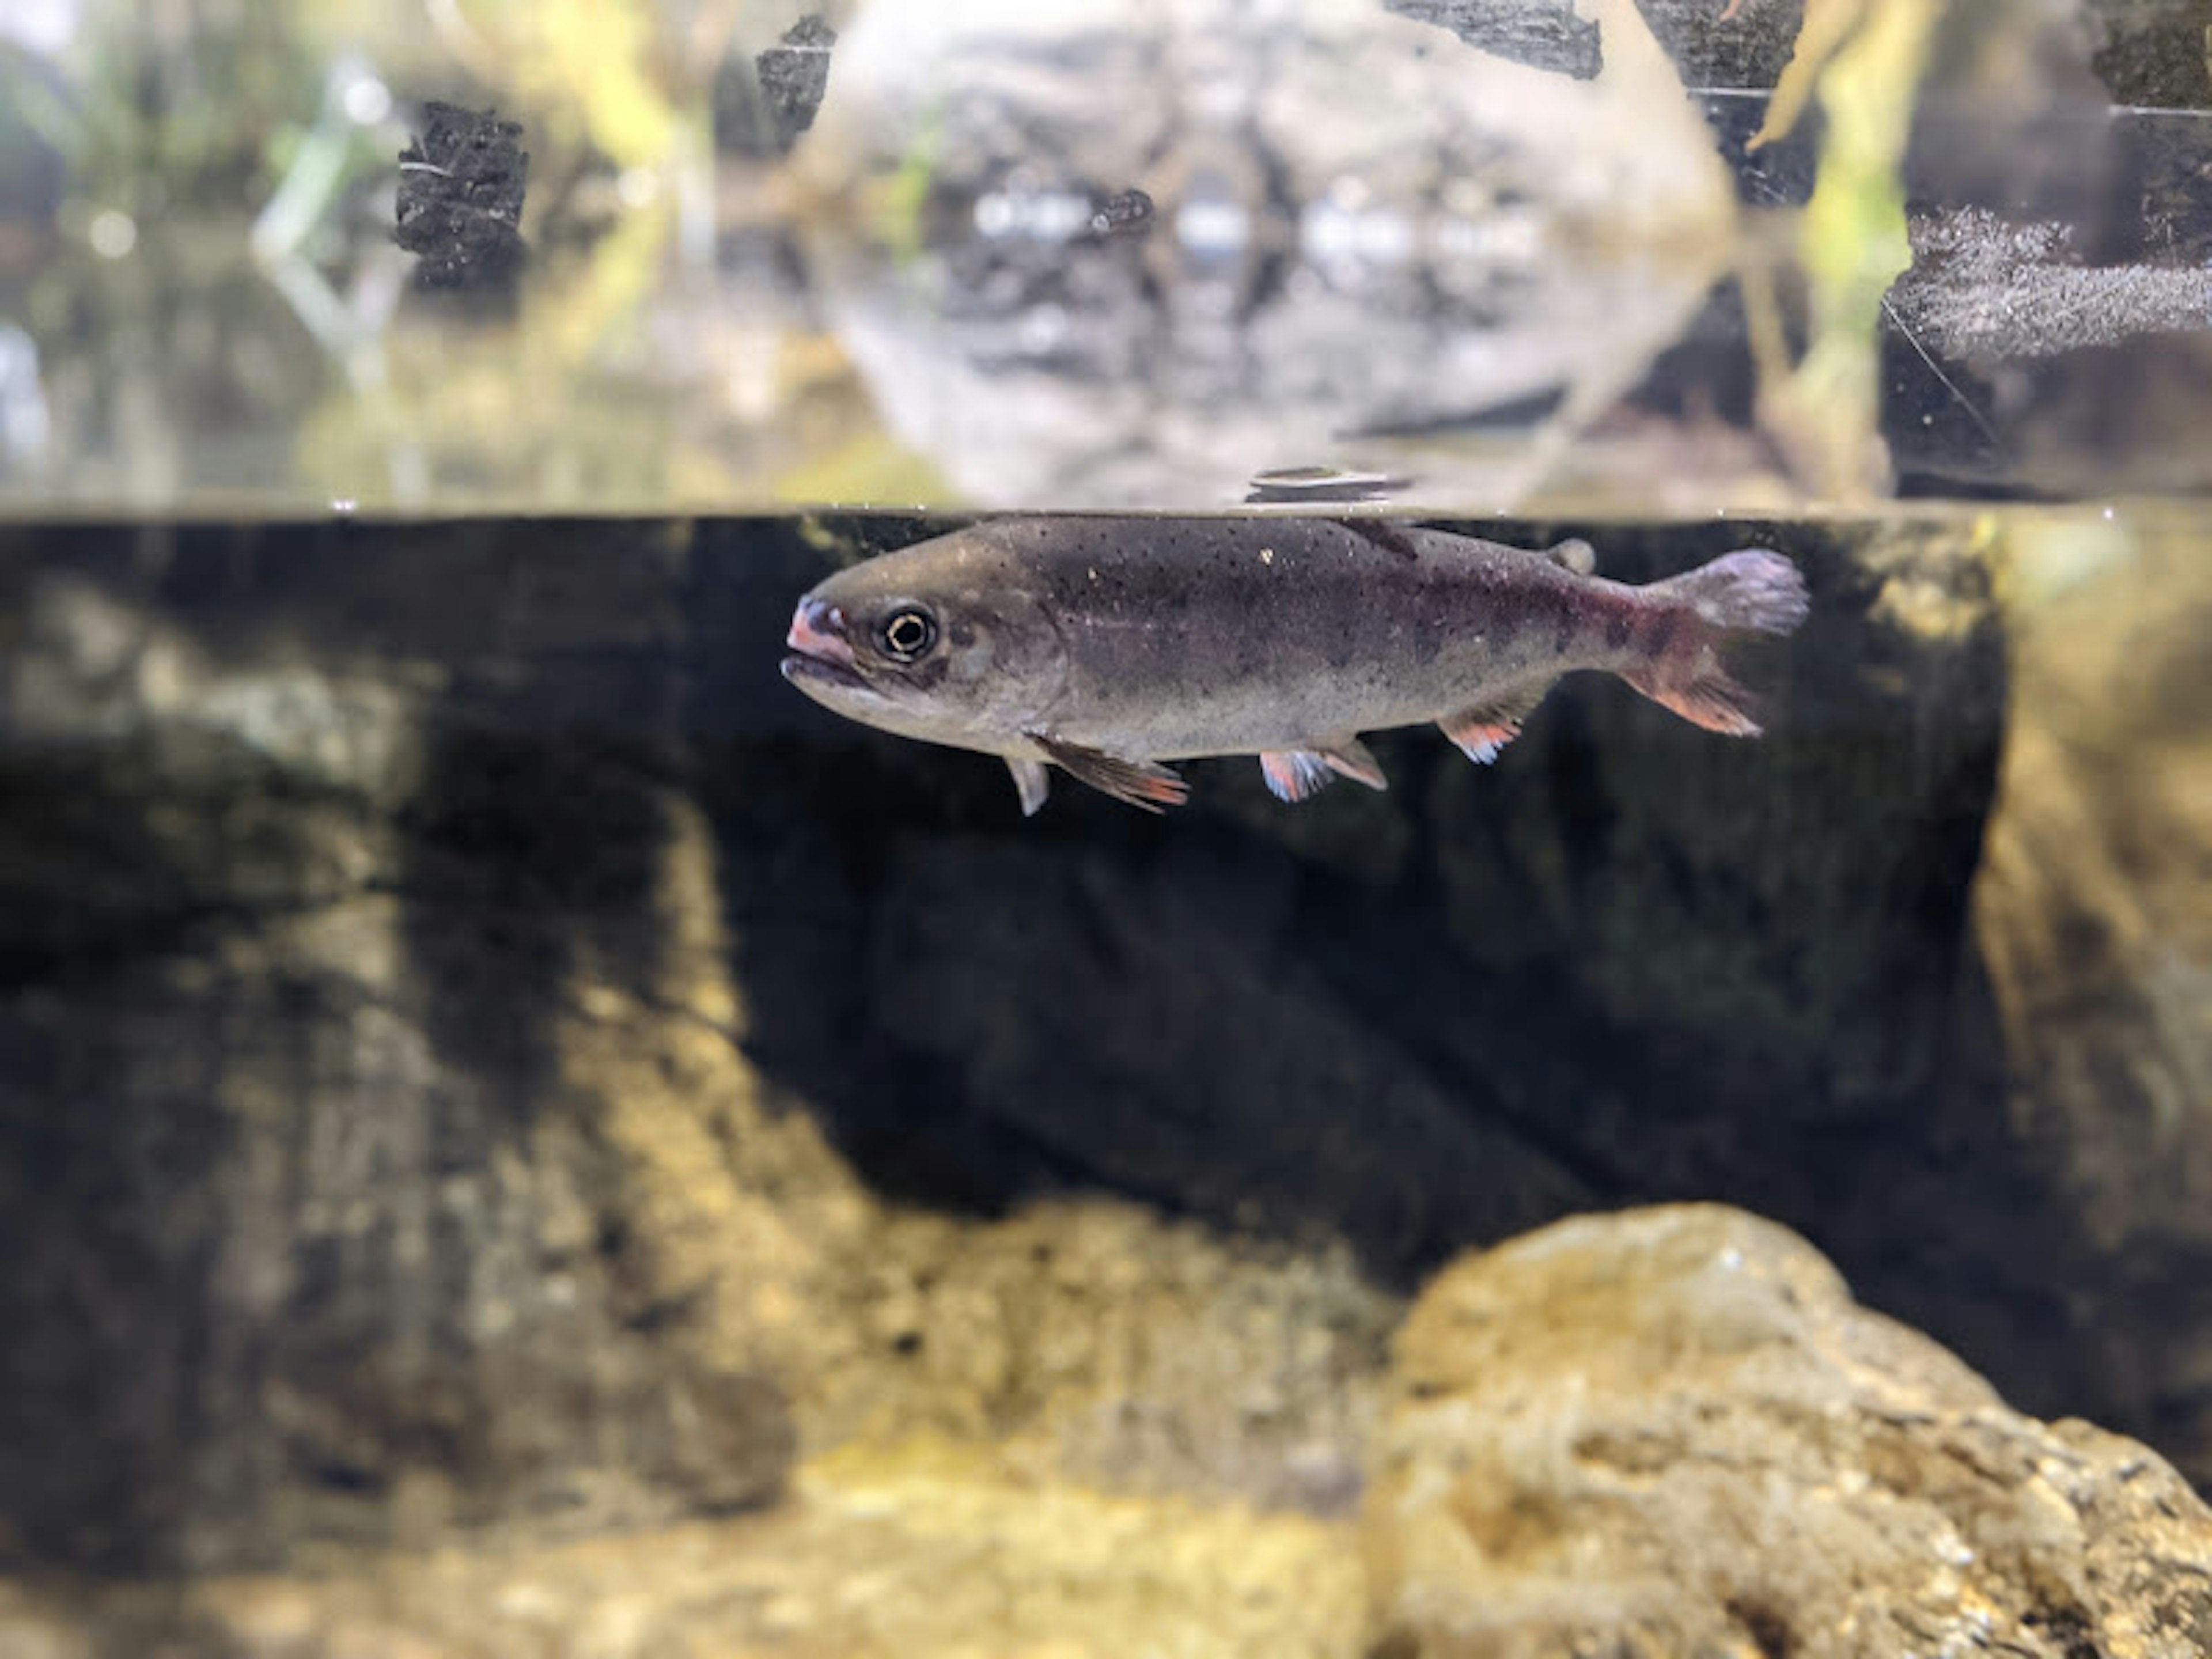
xmin=411 ymin=0 xmax=689 ymax=174
xmin=63 ymin=2 xmax=320 ymax=209
xmin=1745 ymin=0 xmax=1941 ymax=502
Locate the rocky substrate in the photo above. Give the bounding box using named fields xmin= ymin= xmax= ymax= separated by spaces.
xmin=3 ymin=1206 xmax=2207 ymax=1658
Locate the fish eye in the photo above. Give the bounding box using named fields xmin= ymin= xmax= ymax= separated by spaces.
xmin=877 ymin=605 xmax=938 ymax=662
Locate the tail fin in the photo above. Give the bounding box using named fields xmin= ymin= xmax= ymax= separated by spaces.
xmin=1621 ymin=550 xmax=1809 ymax=737
xmin=1647 ymin=549 xmax=1810 ymax=636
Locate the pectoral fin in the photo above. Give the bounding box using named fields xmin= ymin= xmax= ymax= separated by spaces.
xmin=1006 ymin=757 xmax=1051 ymax=817
xmin=1438 ymin=681 xmax=1557 ymax=764
xmin=1029 ymin=733 xmax=1189 ymax=812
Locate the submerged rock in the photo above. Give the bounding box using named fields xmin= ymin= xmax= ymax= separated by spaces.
xmin=1366 ymin=1205 xmax=2212 ymax=1659
xmin=0 ymin=546 xmax=807 ymax=1570
xmin=1972 ymin=512 xmax=2212 ymax=1506
xmin=9 ymin=1206 xmax=2207 ymax=1657
xmin=0 ymin=1448 xmax=1366 ymax=1658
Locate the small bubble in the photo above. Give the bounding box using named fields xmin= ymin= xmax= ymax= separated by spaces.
xmin=342 ymin=76 xmax=392 ymax=127
xmin=1017 ymin=304 xmax=1068 ymax=354
xmin=331 ymin=498 xmax=357 ymax=517
xmin=88 ymin=209 xmax=137 ymax=259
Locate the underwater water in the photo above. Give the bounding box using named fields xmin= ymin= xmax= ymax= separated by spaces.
xmin=2 ymin=504 xmax=2208 ymax=1657
xmin=6 ymin=0 xmax=2212 ymax=1654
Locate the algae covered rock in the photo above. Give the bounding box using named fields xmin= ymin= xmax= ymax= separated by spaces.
xmin=1365 ymin=1205 xmax=2212 ymax=1659
xmin=0 ymin=529 xmax=808 ymax=1570
xmin=1972 ymin=510 xmax=2212 ymax=1498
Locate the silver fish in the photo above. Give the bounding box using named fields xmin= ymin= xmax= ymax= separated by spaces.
xmin=781 ymin=517 xmax=1809 ymax=815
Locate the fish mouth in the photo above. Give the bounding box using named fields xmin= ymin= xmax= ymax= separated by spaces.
xmin=781 ymin=599 xmax=870 ymax=693
xmin=780 ymin=652 xmax=871 ymax=694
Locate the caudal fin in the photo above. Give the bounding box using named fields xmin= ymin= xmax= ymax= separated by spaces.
xmin=1646 ymin=549 xmax=1809 ymax=635
xmin=1621 ymin=549 xmax=1808 ymax=737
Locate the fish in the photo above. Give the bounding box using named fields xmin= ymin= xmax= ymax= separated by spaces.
xmin=780 ymin=517 xmax=1810 ymax=815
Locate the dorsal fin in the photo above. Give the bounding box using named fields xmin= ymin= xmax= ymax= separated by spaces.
xmin=1336 ymin=521 xmax=1421 ymax=560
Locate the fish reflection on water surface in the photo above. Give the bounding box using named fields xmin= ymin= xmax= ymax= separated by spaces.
xmin=781 ymin=518 xmax=1810 ymax=815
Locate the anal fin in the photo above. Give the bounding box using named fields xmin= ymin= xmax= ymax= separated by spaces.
xmin=1438 ymin=680 xmax=1557 ymax=765
xmin=1006 ymin=757 xmax=1051 ymax=817
xmin=1029 ymin=732 xmax=1188 ymax=812
xmin=1619 ymin=664 xmax=1764 ymax=736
